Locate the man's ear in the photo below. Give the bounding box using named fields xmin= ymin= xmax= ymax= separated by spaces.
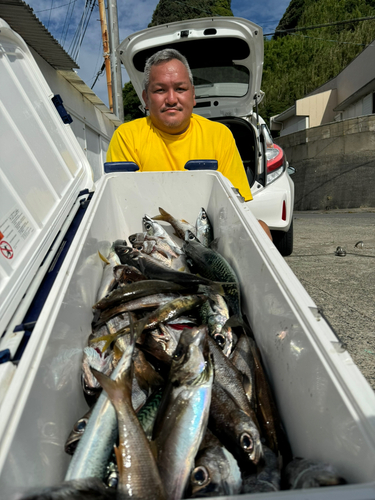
xmin=192 ymin=85 xmax=196 ymax=107
xmin=142 ymin=90 xmax=148 ymax=110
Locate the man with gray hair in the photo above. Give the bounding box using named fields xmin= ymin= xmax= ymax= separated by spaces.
xmin=107 ymin=47 xmax=253 ymax=200
xmin=107 ymin=48 xmax=271 ymax=237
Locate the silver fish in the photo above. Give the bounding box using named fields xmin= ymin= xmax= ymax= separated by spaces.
xmin=195 ymin=207 xmax=214 ymax=248
xmin=96 ymin=245 xmax=121 ymax=301
xmin=143 ymin=214 xmax=184 ymax=255
xmin=65 ymin=315 xmax=135 ymax=482
xmin=153 ymin=325 xmax=214 ymax=500
xmin=91 ymin=362 xmax=165 ymax=499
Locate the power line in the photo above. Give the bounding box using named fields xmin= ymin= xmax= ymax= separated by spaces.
xmin=264 ymin=15 xmax=375 ymax=37
xmin=290 ymin=32 xmax=368 ymax=46
xmin=34 ymin=1 xmax=72 ymax=13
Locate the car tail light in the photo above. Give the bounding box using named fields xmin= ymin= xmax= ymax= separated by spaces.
xmin=266 ymin=144 xmax=285 ymax=185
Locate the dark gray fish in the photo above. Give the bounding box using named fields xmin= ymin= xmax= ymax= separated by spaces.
xmin=195 ymin=207 xmax=214 ymax=248
xmin=283 ymin=457 xmax=346 ymax=489
xmin=183 ymin=230 xmax=241 ymax=317
xmin=230 ymin=332 xmax=256 ymax=410
xmin=115 ymin=245 xmax=224 ymax=294
xmin=19 ymin=477 xmax=121 ymax=499
xmin=113 ymin=264 xmax=147 ymax=284
xmin=93 ymin=278 xmax=198 ymax=311
xmin=190 ymin=429 xmax=242 ymax=497
xmin=209 ymin=381 xmax=263 ymax=471
xmin=242 ymin=444 xmax=281 ymax=493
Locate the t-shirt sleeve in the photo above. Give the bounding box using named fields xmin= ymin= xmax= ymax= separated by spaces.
xmin=217 ymin=127 xmax=253 ymax=202
xmin=106 ymin=125 xmax=141 ymax=166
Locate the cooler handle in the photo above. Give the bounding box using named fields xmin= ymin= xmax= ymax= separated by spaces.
xmin=104 ymin=162 xmax=140 ymax=173
xmin=184 ymin=160 xmax=218 ymax=171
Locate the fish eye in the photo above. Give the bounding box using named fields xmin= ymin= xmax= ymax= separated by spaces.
xmin=145 ymin=222 xmax=152 ymax=230
xmin=191 ymin=466 xmax=209 ymax=486
xmin=214 ymin=334 xmax=226 ymax=348
xmin=107 ymin=472 xmax=118 ymax=488
xmin=188 ymin=232 xmax=195 ymax=240
xmin=74 ymin=418 xmax=87 ymax=433
xmin=173 ymin=345 xmax=185 ymax=360
xmin=240 ymin=432 xmax=254 ymax=452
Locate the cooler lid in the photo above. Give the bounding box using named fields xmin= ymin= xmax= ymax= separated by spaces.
xmin=0 ymin=19 xmax=94 ymax=333
xmin=118 ymin=17 xmax=264 ymax=118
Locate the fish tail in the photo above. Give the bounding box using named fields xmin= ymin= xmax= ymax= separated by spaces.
xmin=98 ymin=251 xmax=110 ymax=265
xmin=152 ymin=207 xmax=171 ymax=223
xmin=90 ymin=367 xmax=132 ymax=406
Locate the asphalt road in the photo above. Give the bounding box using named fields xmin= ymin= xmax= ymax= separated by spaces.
xmin=284 ymin=208 xmax=375 ymax=391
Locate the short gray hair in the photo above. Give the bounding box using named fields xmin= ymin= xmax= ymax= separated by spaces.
xmin=143 ymin=48 xmax=194 ymax=91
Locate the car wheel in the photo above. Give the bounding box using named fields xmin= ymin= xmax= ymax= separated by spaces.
xmin=272 ymin=220 xmax=293 ymax=256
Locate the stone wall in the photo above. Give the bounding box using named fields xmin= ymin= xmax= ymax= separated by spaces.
xmin=276 ymin=115 xmax=375 ymax=210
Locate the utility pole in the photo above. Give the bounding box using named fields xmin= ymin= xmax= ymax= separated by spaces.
xmin=107 ymin=0 xmax=124 ymax=121
xmin=98 ymin=0 xmax=113 ymax=112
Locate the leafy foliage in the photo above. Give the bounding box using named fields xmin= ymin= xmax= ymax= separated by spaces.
xmin=122 ymin=81 xmax=144 ymax=122
xmin=261 ymin=0 xmax=375 ymax=129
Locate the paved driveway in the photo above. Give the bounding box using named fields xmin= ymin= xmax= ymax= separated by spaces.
xmin=284 ymin=209 xmax=375 ymax=390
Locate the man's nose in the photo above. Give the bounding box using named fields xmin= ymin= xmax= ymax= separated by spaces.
xmin=165 ymin=89 xmax=178 ymax=105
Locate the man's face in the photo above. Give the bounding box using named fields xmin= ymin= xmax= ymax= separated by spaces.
xmin=142 ymin=59 xmax=196 ymax=135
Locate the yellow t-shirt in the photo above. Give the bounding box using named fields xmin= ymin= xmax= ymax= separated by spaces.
xmin=106 ymin=114 xmax=252 ymax=201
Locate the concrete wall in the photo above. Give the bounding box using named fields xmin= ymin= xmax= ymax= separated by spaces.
xmin=276 ymin=115 xmax=375 ymax=210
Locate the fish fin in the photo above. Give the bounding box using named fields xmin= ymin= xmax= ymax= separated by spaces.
xmin=209 ymin=282 xmax=227 ymax=296
xmin=149 ymin=440 xmax=158 ymax=460
xmin=98 ymin=251 xmax=110 ymax=265
xmin=114 ymin=445 xmax=123 ymax=471
xmin=209 ymin=238 xmax=220 ymax=252
xmin=89 ymin=333 xmax=116 ymax=349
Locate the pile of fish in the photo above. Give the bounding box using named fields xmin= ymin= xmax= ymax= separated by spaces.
xmin=27 ymin=207 xmax=345 ymax=500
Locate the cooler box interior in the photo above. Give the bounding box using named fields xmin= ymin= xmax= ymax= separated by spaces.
xmin=1 ymin=171 xmax=375 ymax=499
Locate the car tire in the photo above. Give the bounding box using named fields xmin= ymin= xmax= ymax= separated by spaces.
xmin=272 ymin=220 xmax=293 ymax=256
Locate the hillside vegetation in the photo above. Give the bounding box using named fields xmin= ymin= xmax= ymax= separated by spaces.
xmin=261 ymin=0 xmax=375 ymax=125
xmin=123 ymin=0 xmax=375 ymax=126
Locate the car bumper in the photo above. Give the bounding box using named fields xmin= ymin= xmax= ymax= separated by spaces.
xmin=246 ymin=170 xmax=295 ymax=231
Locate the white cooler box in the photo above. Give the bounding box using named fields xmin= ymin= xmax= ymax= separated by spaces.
xmin=1 ymin=18 xmax=375 ymax=500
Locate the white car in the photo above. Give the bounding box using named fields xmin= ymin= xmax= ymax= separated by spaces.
xmin=118 ymin=17 xmax=295 ymax=255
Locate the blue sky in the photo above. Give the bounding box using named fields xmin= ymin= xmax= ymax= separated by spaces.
xmin=25 ymin=0 xmax=291 ymax=107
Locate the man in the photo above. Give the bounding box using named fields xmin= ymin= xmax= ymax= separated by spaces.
xmin=107 ymin=48 xmax=271 ymax=239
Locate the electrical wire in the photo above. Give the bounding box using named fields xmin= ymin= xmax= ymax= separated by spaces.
xmin=68 ymin=0 xmax=96 ymax=61
xmin=60 ymin=0 xmax=78 ymax=47
xmin=264 ymin=15 xmax=375 ymax=37
xmin=289 ymin=32 xmax=368 ymax=46
xmin=34 ymin=1 xmax=72 ymax=13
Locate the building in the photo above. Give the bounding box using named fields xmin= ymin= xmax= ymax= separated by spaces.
xmin=270 ymin=40 xmax=375 ymax=136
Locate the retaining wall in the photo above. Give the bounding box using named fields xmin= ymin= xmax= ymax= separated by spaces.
xmin=276 ymin=115 xmax=375 ymax=210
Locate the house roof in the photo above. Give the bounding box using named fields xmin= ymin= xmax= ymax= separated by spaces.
xmin=0 ymin=0 xmax=79 ymax=69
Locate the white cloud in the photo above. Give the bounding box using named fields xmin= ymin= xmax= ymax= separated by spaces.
xmin=25 ymin=0 xmax=290 ymax=106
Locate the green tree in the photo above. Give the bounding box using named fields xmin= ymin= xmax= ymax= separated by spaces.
xmin=122 ymin=81 xmax=144 ymax=122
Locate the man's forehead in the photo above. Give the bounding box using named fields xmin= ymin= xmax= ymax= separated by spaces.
xmin=149 ymin=59 xmax=191 ymax=82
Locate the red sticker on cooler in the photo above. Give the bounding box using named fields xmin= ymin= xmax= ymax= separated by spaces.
xmin=0 ymin=240 xmax=14 ymax=259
